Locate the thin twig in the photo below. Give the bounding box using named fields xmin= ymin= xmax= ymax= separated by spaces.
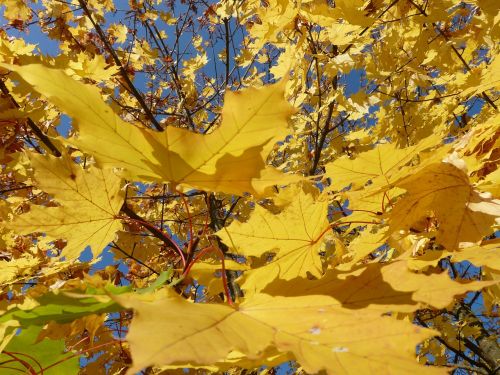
xmin=407 ymin=0 xmax=497 ymax=110
xmin=120 ymin=203 xmax=186 ymax=267
xmin=223 ymin=17 xmax=230 ymax=87
xmin=77 ymin=0 xmax=163 ymax=130
xmin=0 ymin=80 xmax=61 ymax=156
xmin=111 ymin=242 xmax=159 ymax=275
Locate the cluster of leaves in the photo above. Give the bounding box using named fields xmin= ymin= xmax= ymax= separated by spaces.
xmin=0 ymin=0 xmax=499 ymax=374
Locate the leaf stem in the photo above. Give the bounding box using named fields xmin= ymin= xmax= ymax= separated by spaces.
xmin=183 ymin=245 xmax=234 ymax=306
xmin=2 ymin=352 xmax=39 ymax=375
xmin=38 ymin=340 xmax=121 ymax=374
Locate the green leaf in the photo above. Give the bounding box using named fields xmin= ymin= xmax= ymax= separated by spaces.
xmin=1 ymin=325 xmax=80 ymax=374
xmin=137 ymin=268 xmax=174 ymax=294
xmin=0 ymin=293 xmax=122 ymax=327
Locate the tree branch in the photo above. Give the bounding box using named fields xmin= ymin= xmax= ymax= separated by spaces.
xmin=111 ymin=241 xmax=159 ymax=276
xmin=223 ymin=17 xmax=230 ymax=87
xmin=77 ymin=0 xmax=164 ymax=130
xmin=416 ymin=315 xmax=488 ymax=371
xmin=0 ymin=79 xmax=61 ymax=157
xmin=407 ymin=0 xmax=497 ymax=110
xmin=454 ymin=303 xmax=500 ymax=373
xmin=120 ymin=203 xmax=185 ymax=266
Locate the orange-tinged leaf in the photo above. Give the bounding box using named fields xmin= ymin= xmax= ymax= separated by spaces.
xmin=7 ymin=153 xmax=123 ymax=260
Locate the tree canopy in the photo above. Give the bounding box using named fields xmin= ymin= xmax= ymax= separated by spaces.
xmin=0 ymin=0 xmax=499 ymax=374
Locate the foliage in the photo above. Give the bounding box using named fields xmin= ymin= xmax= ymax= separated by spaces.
xmin=0 ymin=0 xmax=499 ymax=374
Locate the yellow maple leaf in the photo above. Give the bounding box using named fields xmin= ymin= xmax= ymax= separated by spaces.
xmin=7 ymin=153 xmax=124 ymax=260
xmin=455 ymin=111 xmax=500 ymax=178
xmin=182 ymin=53 xmax=208 ymax=79
xmin=0 ymin=254 xmax=40 ymax=285
xmin=247 ymin=0 xmax=299 ymax=53
xmin=108 ymin=24 xmax=128 ymax=44
xmin=380 ymin=260 xmax=496 ymax=309
xmin=476 ymin=168 xmax=500 ymax=197
xmin=301 ymin=0 xmax=373 ymax=28
xmin=158 ymin=348 xmax=290 ymax=373
xmin=3 ymin=63 xmax=297 ymax=197
xmin=324 ymin=136 xmax=442 ymax=192
xmin=336 ymin=225 xmax=389 ymax=270
xmin=451 ymin=239 xmax=500 ymax=271
xmin=217 ymin=191 xmax=329 ymax=292
xmin=114 ymin=289 xmax=444 ymax=375
xmin=68 ymin=53 xmax=120 ymax=82
xmin=187 ymin=257 xmax=248 ymax=296
xmin=2 ymin=0 xmax=31 ymax=22
xmin=461 ymin=56 xmax=500 ymax=98
xmin=265 ymin=259 xmax=494 ymax=311
xmin=405 ymin=249 xmax=451 ymax=271
xmin=389 ymin=161 xmax=500 ymax=250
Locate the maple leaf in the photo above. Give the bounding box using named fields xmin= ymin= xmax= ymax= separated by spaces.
xmin=114 ymin=289 xmax=444 ymax=375
xmin=2 ymin=325 xmax=80 ymax=374
xmin=187 ymin=257 xmax=249 ymax=296
xmin=0 ymin=254 xmax=40 ymax=285
xmin=389 ymin=161 xmax=500 ymax=250
xmin=336 ymin=225 xmax=389 ymax=269
xmin=2 ymin=0 xmax=31 ymax=22
xmin=68 ymin=53 xmax=120 ymax=82
xmin=3 ymin=63 xmax=297 ymax=197
xmin=264 ymin=259 xmax=495 ymax=312
xmin=380 ymin=260 xmax=496 ymax=309
xmin=460 ymin=56 xmax=500 ymax=98
xmin=451 ymin=239 xmax=500 ymax=271
xmin=217 ymin=190 xmax=329 ymax=292
xmin=324 ymin=136 xmax=443 ymax=192
xmin=0 ymin=291 xmax=122 ymax=328
xmin=7 ymin=153 xmax=124 ymax=260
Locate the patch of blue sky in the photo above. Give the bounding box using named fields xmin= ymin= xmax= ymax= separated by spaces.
xmin=465 ymin=96 xmax=485 ymax=117
xmin=57 ymin=114 xmax=72 ymax=138
xmin=0 ymin=4 xmax=45 ymax=48
xmin=341 ymin=68 xmax=365 ymax=97
xmin=78 ymin=244 xmax=130 ymax=288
